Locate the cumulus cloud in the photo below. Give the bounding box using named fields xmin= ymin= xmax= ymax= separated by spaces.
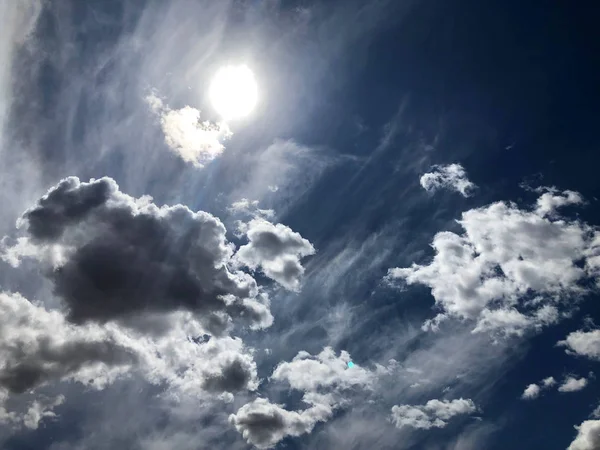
xmin=535 ymin=188 xmax=584 ymax=217
xmin=271 ymin=347 xmax=375 ymax=391
xmin=4 ymin=176 xmax=272 ymax=334
xmin=521 ymin=376 xmax=556 ymax=400
xmin=521 ymin=383 xmax=541 ymax=400
xmin=542 ymin=376 xmax=557 ymax=387
xmin=229 ymin=394 xmax=334 ymax=449
xmin=390 ymin=398 xmax=477 ymax=429
xmin=147 ymin=94 xmax=231 ymax=167
xmin=0 ymin=291 xmax=137 ymax=394
xmin=0 ymin=290 xmax=261 ymax=427
xmin=0 ymin=177 xmax=301 ymax=427
xmin=568 ymin=420 xmax=600 ymax=450
xmin=420 ymin=163 xmax=476 ymax=197
xmin=387 ymin=188 xmax=597 ymax=336
xmin=234 ymin=218 xmax=315 ymax=291
xmin=558 ymin=376 xmax=588 ymax=393
xmin=558 ymin=330 xmax=600 ymax=361
xmin=232 ymin=347 xmax=382 ymax=448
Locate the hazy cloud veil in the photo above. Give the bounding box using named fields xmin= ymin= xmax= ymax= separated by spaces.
xmin=0 ymin=1 xmax=598 ymax=450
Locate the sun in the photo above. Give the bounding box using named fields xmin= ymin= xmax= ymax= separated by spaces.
xmin=209 ymin=65 xmax=258 ymax=121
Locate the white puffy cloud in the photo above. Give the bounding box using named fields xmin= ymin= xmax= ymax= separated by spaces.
xmin=420 ymin=163 xmax=476 ymax=197
xmin=271 ymin=347 xmax=375 ymax=391
xmin=234 ymin=218 xmax=315 ymax=291
xmin=568 ymin=420 xmax=600 ymax=450
xmin=558 ymin=330 xmax=600 ymax=361
xmin=387 ymin=189 xmax=596 ymax=336
xmin=521 ymin=384 xmax=541 ymax=400
xmin=535 ymin=188 xmax=584 ymax=217
xmin=391 ymin=398 xmax=477 ymax=429
xmin=521 ymin=376 xmax=556 ymax=400
xmin=558 ymin=376 xmax=588 ymax=393
xmin=147 ymin=94 xmax=231 ymax=167
xmin=229 ymin=394 xmax=334 ymax=449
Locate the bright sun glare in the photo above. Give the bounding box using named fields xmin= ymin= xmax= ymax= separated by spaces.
xmin=209 ymin=65 xmax=258 ymax=121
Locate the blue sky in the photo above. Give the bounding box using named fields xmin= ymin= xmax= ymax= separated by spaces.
xmin=0 ymin=1 xmax=599 ymax=449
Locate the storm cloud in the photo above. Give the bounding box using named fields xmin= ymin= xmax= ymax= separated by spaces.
xmin=8 ymin=176 xmax=273 ymax=334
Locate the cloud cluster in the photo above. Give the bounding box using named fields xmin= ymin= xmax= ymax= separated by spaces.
xmin=235 ymin=218 xmax=315 ymax=291
xmin=0 ymin=289 xmax=262 ymax=429
xmin=0 ymin=176 xmax=319 ymax=429
xmin=390 ymin=398 xmax=477 ymax=430
xmin=0 ymin=291 xmax=136 ymax=395
xmin=231 ymin=348 xmax=379 ymax=448
xmin=387 ymin=189 xmax=597 ymax=336
xmin=521 ymin=376 xmax=556 ymax=399
xmin=559 ymin=329 xmax=600 ymax=361
xmin=147 ymin=94 xmax=231 ymax=167
xmin=521 ymin=375 xmax=589 ymax=399
xmin=420 ymin=163 xmax=476 ymax=197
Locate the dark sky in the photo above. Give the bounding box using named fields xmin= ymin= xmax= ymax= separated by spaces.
xmin=1 ymin=1 xmax=600 ymax=449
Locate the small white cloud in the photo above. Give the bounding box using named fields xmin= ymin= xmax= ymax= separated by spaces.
xmin=271 ymin=347 xmax=375 ymax=392
xmin=559 ymin=376 xmax=588 ymax=393
xmin=521 ymin=383 xmax=541 ymax=400
xmin=234 ymin=218 xmax=315 ymax=291
xmin=568 ymin=420 xmax=600 ymax=450
xmin=391 ymin=398 xmax=477 ymax=429
xmin=420 ymin=163 xmax=476 ymax=197
xmin=146 ymin=93 xmax=231 ymax=167
xmin=521 ymin=376 xmax=557 ymax=400
xmin=558 ymin=330 xmax=600 ymax=361
xmin=534 ymin=187 xmax=584 ymax=217
xmin=542 ymin=376 xmax=556 ymax=388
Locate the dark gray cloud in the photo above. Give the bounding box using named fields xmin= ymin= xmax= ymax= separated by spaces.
xmin=0 ymin=292 xmax=137 ymax=395
xmin=11 ymin=176 xmax=272 ymax=334
xmin=201 ymin=357 xmax=256 ymax=394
